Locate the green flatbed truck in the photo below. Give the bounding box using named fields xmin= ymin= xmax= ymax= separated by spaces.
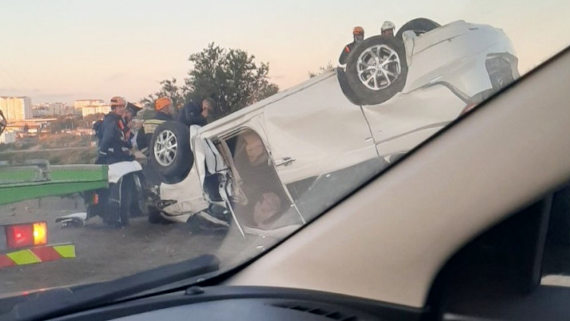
xmin=0 ymin=161 xmax=109 ymax=268
xmin=0 ymin=161 xmax=108 ymax=206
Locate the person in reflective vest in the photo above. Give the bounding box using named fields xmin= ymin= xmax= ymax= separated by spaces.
xmin=136 ymin=97 xmax=176 ymax=154
xmin=96 ymin=96 xmax=134 ymax=164
xmin=338 ymin=26 xmax=365 ymax=65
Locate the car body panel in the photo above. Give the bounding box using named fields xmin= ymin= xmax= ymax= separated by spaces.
xmin=403 ymin=20 xmax=516 ymax=97
xmin=198 ymin=72 xmax=334 ymax=137
xmin=159 ymin=166 xmax=209 ymax=222
xmin=262 ymin=72 xmax=378 ymax=185
xmin=107 ymin=161 xmax=142 ymax=184
xmin=362 ymin=84 xmax=465 ymax=158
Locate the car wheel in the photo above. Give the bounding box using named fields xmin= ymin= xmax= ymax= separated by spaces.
xmin=149 ymin=121 xmax=193 ymax=184
xmin=395 ymin=18 xmax=440 ymax=40
xmin=343 ymin=35 xmax=407 ymax=105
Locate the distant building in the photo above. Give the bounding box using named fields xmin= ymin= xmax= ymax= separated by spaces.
xmin=74 ymin=99 xmax=104 ymax=111
xmin=32 ymin=102 xmax=68 ymax=117
xmin=48 ymin=102 xmax=66 ymax=115
xmin=81 ymin=105 xmax=110 ymax=118
xmin=7 ymin=118 xmax=54 ymax=136
xmin=73 ymin=99 xmax=109 ymax=117
xmin=32 ymin=104 xmax=49 ymax=117
xmin=0 ymin=96 xmax=32 ymax=121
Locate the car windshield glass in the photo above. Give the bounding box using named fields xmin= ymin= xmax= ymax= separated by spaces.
xmin=0 ymin=0 xmax=568 ymax=298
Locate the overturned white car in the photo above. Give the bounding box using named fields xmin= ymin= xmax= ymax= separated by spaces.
xmin=147 ymin=18 xmax=519 ymax=234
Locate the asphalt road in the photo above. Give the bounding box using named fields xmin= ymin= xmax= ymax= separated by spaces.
xmin=0 ymin=196 xmax=270 ymax=295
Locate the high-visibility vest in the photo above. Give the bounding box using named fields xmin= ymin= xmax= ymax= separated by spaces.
xmin=142 ymin=119 xmax=166 ymax=135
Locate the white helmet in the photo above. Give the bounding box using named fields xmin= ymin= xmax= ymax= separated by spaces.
xmin=381 ymin=21 xmax=396 ymax=32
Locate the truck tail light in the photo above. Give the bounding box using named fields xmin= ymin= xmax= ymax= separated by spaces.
xmin=460 ymin=102 xmax=478 ymax=116
xmin=5 ymin=222 xmax=47 ymax=249
xmin=33 ymin=222 xmax=47 ymax=245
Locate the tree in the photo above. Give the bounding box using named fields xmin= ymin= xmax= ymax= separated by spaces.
xmin=185 ymin=43 xmax=279 ymax=118
xmin=143 ymin=43 xmax=279 ymax=120
xmin=141 ymin=78 xmax=188 ymax=111
xmin=309 ymin=62 xmax=335 ymax=78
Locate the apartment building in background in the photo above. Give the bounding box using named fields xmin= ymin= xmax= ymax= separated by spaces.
xmin=0 ymin=96 xmax=32 ymax=121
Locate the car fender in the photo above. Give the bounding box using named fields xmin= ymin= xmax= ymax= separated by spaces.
xmin=404 ymin=21 xmax=516 ymax=97
xmin=107 ymin=161 xmax=142 ymax=184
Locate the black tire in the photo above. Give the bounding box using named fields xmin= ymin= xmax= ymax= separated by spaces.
xmin=149 ymin=121 xmax=193 ymax=184
xmin=119 ymin=176 xmax=133 ymax=227
xmin=125 ymin=173 xmax=145 ymax=217
xmin=344 ymin=35 xmax=407 ymax=105
xmin=336 ymin=67 xmax=360 ymax=105
xmin=396 ymin=18 xmax=440 ymax=40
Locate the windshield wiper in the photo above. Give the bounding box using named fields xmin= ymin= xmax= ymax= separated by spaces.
xmin=2 ymin=254 xmax=219 ymax=321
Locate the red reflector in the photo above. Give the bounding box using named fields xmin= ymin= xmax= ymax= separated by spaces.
xmin=0 ymin=255 xmax=16 ymax=268
xmin=461 ymin=103 xmax=478 ymax=115
xmin=30 ymin=246 xmax=60 ymax=261
xmin=6 ymin=225 xmax=34 ymax=249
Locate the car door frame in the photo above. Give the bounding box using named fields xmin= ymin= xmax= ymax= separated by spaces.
xmin=201 ymin=119 xmax=306 ymax=238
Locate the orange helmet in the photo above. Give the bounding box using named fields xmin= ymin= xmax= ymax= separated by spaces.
xmin=155 ymin=97 xmax=172 ymax=111
xmin=353 ymin=26 xmax=364 ymax=36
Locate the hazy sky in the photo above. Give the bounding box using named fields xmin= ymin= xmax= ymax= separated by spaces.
xmin=0 ymin=0 xmax=568 ymax=103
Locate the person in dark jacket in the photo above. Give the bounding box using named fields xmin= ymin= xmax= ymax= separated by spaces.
xmin=122 ymin=102 xmax=142 ymax=149
xmin=96 ymin=96 xmax=134 ymax=164
xmin=338 ymin=26 xmax=365 ymax=65
xmin=177 ymin=98 xmax=214 ymax=127
xmin=137 ymin=97 xmax=176 ymax=152
xmin=94 ymin=97 xmax=140 ymax=227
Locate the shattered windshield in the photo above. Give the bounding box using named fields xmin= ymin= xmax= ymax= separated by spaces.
xmin=0 ymin=0 xmax=568 ymax=297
